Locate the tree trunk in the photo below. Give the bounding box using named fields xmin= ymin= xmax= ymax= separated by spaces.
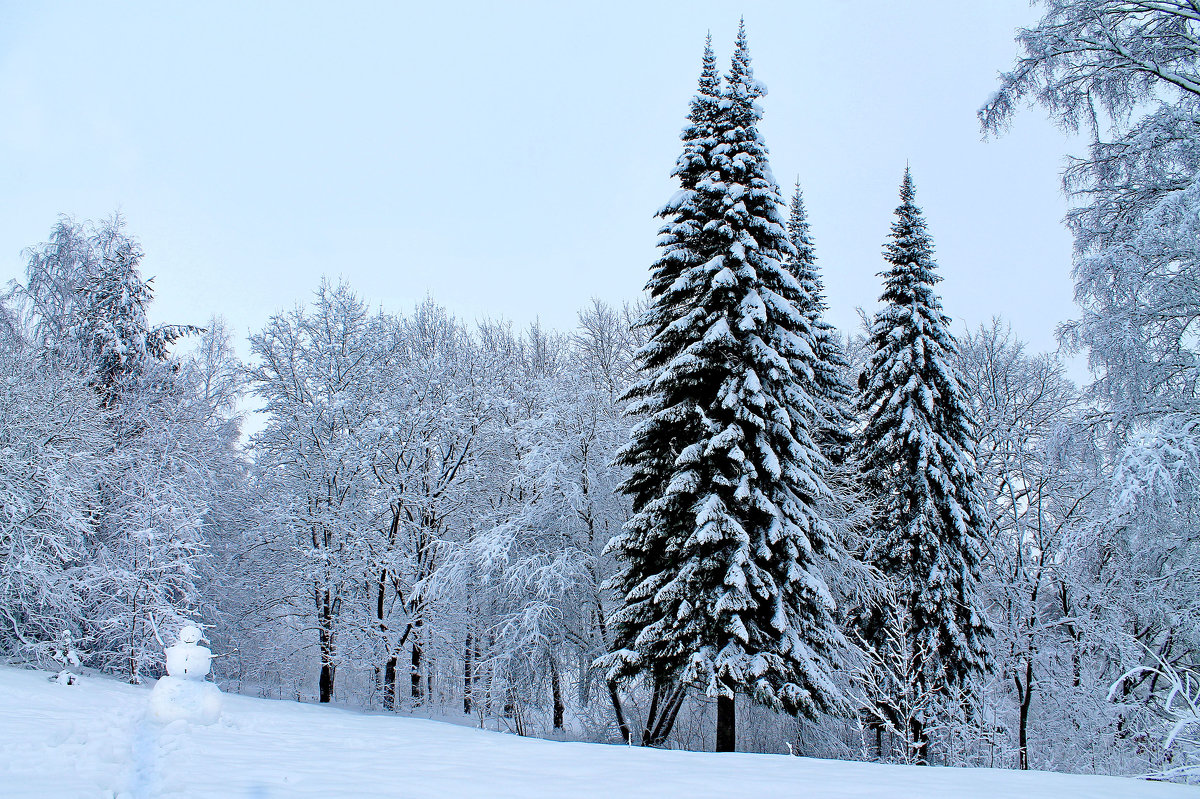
xmin=1018 ymin=657 xmax=1033 ymax=770
xmin=318 ymin=616 xmax=336 ymax=703
xmin=606 ymin=679 xmax=631 ymax=744
xmin=128 ymin=590 xmax=140 ymax=684
xmin=411 ymin=638 xmax=423 ymax=704
xmin=315 ymin=574 xmax=338 ymax=703
xmin=463 ymin=632 xmax=474 ymax=715
xmin=1060 ymin=584 xmax=1081 ymax=688
xmin=383 ymin=654 xmax=398 ymax=711
xmin=643 ymin=681 xmax=687 ymax=747
xmin=486 ymin=629 xmax=496 ymax=716
xmin=550 ymin=655 xmax=565 ymax=730
xmin=642 ymin=682 xmax=662 ymax=746
xmin=319 ymin=661 xmax=335 ymax=703
xmin=716 ymin=694 xmax=735 ymax=752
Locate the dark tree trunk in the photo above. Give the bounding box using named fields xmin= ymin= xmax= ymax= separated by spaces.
xmin=642 ymin=682 xmax=661 ymax=745
xmin=1018 ymin=658 xmax=1033 ymax=770
xmin=383 ymin=654 xmax=398 ymax=711
xmin=716 ymin=694 xmax=735 ymax=752
xmin=317 ymin=611 xmax=336 ymax=703
xmin=377 ymin=565 xmax=391 ymax=710
xmin=862 ymin=714 xmax=887 ymax=760
xmin=411 ymin=638 xmax=423 ymax=704
xmin=1060 ymin=584 xmax=1082 ymax=688
xmin=606 ymin=679 xmax=632 ymax=744
xmin=319 ymin=661 xmax=335 ymax=703
xmin=642 ymin=681 xmax=687 ymax=747
xmin=463 ymin=633 xmax=473 ymax=715
xmin=550 ymin=655 xmax=565 ymax=730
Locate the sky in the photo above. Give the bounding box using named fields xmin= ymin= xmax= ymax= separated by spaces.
xmin=0 ymin=1 xmax=1081 ymax=365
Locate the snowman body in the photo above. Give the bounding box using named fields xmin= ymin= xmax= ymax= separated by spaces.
xmin=150 ymin=625 xmax=222 ymax=724
xmin=165 ymin=641 xmax=212 ymax=680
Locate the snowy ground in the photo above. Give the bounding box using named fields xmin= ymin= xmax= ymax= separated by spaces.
xmin=1 ymin=666 xmax=1195 ymax=799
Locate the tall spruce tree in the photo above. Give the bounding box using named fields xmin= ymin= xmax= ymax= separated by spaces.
xmin=785 ymin=182 xmax=855 ymax=465
xmin=602 ymin=24 xmax=845 ymax=753
xmin=857 ymin=169 xmax=992 ymax=762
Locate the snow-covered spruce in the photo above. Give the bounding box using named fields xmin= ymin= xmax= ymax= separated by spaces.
xmin=602 ymin=23 xmax=846 ymax=752
xmin=784 ymin=182 xmax=855 ymax=467
xmin=855 ymin=169 xmax=992 ymax=762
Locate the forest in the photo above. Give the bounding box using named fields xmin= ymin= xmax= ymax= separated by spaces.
xmin=1 ymin=1 xmax=1198 ymax=784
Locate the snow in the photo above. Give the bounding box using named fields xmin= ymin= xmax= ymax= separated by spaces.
xmin=0 ymin=666 xmax=1194 ymax=799
xmin=164 ymin=643 xmax=211 ymax=681
xmin=148 ymin=677 xmax=221 ymax=725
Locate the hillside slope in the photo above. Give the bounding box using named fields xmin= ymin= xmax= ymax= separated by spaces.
xmin=0 ymin=666 xmax=1192 ymax=798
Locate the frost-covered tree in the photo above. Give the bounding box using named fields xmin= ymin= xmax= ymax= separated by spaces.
xmin=984 ymin=3 xmax=1200 ymax=761
xmin=88 ymin=396 xmax=212 ymax=681
xmin=366 ymin=301 xmax=490 ymax=711
xmin=446 ymin=304 xmax=636 ymax=737
xmin=982 ymin=0 xmax=1200 ymax=438
xmin=785 ymin=182 xmax=854 ymax=466
xmin=249 ymin=280 xmax=385 ymax=703
xmin=173 ymin=318 xmax=252 ymax=685
xmin=856 ymin=170 xmax=992 ymax=763
xmin=782 ymin=183 xmax=872 ymax=662
xmin=0 ymin=341 xmax=104 ymax=660
xmin=955 ymin=320 xmax=1110 ymax=771
xmin=20 ymin=216 xmax=197 ymax=383
xmin=639 ymin=33 xmax=722 ymax=329
xmin=603 ymin=25 xmax=846 ymax=753
xmin=20 ymin=217 xmax=94 ymax=360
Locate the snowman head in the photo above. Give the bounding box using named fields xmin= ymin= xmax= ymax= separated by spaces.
xmin=178 ymin=625 xmax=204 ymax=645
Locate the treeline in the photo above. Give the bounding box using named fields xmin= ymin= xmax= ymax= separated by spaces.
xmin=0 ymin=212 xmax=1188 ymax=775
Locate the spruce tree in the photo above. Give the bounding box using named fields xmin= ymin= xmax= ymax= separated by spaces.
xmin=785 ymin=182 xmax=855 ymax=465
xmin=72 ymin=216 xmax=198 ymax=407
xmin=603 ymin=24 xmax=845 ymax=753
xmin=640 ymin=33 xmax=720 ymax=312
xmin=857 ymin=169 xmax=992 ymax=762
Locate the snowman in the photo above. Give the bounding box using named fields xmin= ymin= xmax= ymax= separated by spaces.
xmin=149 ymin=624 xmax=222 ymax=724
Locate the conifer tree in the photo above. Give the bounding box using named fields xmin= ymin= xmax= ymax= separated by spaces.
xmin=641 ymin=33 xmax=720 ymax=312
xmin=602 ymin=24 xmax=845 ymax=753
xmin=785 ymin=182 xmax=855 ymax=465
xmin=71 ymin=216 xmax=199 ymax=407
xmin=857 ymin=169 xmax=992 ymax=762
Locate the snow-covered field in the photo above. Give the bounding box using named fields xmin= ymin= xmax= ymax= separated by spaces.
xmin=1 ymin=666 xmax=1194 ymax=799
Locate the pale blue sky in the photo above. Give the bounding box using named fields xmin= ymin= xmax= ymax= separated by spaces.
xmin=1 ymin=1 xmax=1077 ymax=359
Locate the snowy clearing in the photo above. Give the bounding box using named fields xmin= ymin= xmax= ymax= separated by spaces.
xmin=0 ymin=666 xmax=1194 ymax=799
